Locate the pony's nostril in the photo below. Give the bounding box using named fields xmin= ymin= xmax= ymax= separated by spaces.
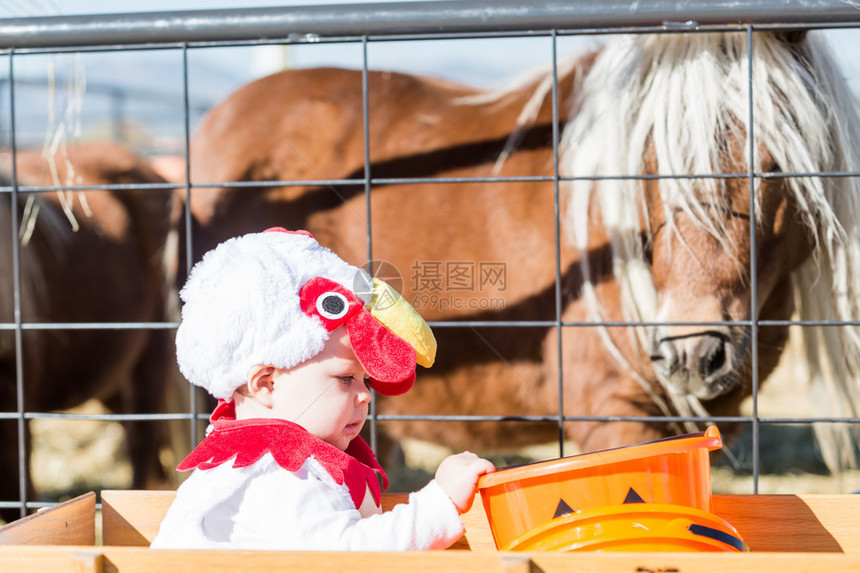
xmin=701 ymin=339 xmax=730 ymax=379
xmin=655 ymin=333 xmax=734 ymax=385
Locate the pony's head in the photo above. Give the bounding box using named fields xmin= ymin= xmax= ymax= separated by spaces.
xmin=562 ymin=31 xmax=860 ymax=455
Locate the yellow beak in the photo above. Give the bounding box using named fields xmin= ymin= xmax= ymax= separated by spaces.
xmin=367 ymin=278 xmax=436 ymax=368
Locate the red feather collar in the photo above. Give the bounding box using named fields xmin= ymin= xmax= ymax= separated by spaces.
xmin=177 ymin=400 xmax=388 ymax=508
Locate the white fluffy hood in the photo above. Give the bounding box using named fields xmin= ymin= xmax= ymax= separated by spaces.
xmin=175 ymin=230 xmax=369 ymax=400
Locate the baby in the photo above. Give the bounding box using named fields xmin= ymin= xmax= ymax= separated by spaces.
xmin=151 ymin=228 xmax=494 ymax=551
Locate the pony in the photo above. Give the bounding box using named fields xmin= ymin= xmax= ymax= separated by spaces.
xmin=183 ymin=30 xmax=860 ymax=472
xmin=0 ymin=141 xmax=177 ymax=521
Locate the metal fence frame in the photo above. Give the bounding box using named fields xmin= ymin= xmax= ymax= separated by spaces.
xmin=2 ymin=0 xmax=860 ymax=518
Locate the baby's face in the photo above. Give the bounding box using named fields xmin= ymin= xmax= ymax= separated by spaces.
xmin=269 ymin=326 xmax=371 ymax=451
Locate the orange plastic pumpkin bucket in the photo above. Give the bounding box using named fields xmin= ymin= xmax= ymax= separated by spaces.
xmin=477 ymin=426 xmax=724 ymax=550
xmin=502 ymin=503 xmax=747 ymax=552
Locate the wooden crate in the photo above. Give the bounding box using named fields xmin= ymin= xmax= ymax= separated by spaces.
xmin=2 ymin=491 xmax=860 ymax=572
xmin=0 ymin=491 xmax=95 ymax=546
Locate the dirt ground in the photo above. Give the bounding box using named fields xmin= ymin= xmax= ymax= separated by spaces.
xmin=23 ymin=327 xmax=860 ymax=512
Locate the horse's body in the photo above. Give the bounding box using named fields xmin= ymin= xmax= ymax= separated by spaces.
xmin=0 ymin=142 xmax=176 ymax=520
xmin=185 ymin=32 xmax=860 ymax=468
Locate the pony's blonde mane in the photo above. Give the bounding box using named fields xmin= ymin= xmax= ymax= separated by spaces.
xmin=561 ymin=32 xmax=860 ymax=470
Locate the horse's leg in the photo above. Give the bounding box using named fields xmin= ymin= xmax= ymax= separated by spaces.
xmin=131 ymin=328 xmax=173 ymax=489
xmin=0 ymin=410 xmax=35 ymax=523
xmin=104 ymin=329 xmax=173 ymax=491
xmin=0 ymin=419 xmax=24 ymax=524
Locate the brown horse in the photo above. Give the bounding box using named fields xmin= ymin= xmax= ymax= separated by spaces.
xmin=0 ymin=142 xmax=177 ymax=520
xmin=183 ymin=31 xmax=860 ymax=471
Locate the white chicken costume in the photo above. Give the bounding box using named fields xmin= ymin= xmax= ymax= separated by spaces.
xmin=151 ymin=228 xmax=463 ymax=551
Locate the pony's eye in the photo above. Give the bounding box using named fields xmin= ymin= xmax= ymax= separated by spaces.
xmin=316 ymin=292 xmax=349 ymax=320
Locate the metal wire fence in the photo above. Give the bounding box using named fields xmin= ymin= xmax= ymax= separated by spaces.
xmin=1 ymin=0 xmax=860 ymax=519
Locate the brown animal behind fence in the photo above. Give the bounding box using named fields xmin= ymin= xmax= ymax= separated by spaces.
xmin=0 ymin=142 xmax=178 ymax=521
xmin=178 ymin=30 xmax=860 ymax=471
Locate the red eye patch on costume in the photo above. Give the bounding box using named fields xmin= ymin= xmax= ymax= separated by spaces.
xmin=299 ymin=277 xmax=416 ymax=396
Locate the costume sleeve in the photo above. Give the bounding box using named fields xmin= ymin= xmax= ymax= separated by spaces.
xmin=335 ymin=479 xmax=465 ymax=550
xmin=233 ymin=458 xmax=464 ymax=551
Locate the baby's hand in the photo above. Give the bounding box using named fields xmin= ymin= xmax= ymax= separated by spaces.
xmin=434 ymin=451 xmax=495 ymax=514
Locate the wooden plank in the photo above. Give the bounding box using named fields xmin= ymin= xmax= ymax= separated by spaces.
xmin=459 ymin=494 xmax=496 ymax=550
xmin=500 ymin=554 xmax=541 ymax=573
xmin=101 ymin=490 xmax=176 ymax=546
xmin=0 ymin=546 xmax=505 ymax=572
xmin=711 ymin=494 xmax=860 ymax=553
xmin=72 ymin=550 xmax=104 ymax=573
xmin=115 ymin=547 xmax=503 ymax=572
xmin=0 ymin=492 xmax=95 ymax=546
xmin=529 ymin=551 xmax=860 ymax=573
xmin=4 ymin=545 xmax=860 ymax=573
xmin=0 ymin=547 xmax=92 ymax=572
